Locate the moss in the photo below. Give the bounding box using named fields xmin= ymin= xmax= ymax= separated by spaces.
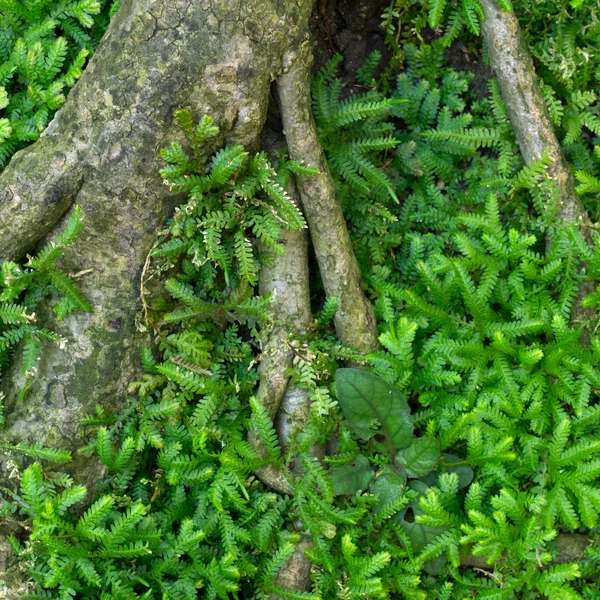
xmin=0 ymin=0 xmax=318 ymax=592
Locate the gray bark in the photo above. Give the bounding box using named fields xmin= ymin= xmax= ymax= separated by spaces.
xmin=480 ymin=0 xmax=587 ymax=228
xmin=480 ymin=0 xmax=596 ymax=331
xmin=0 ymin=0 xmax=317 ymax=593
xmin=277 ymin=43 xmax=380 ymax=355
xmin=0 ymin=0 xmax=315 ymax=485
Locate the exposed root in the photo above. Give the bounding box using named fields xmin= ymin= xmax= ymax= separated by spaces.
xmin=480 ymin=0 xmax=588 ymax=228
xmin=460 ymin=532 xmax=591 ymax=569
xmin=248 ymin=162 xmax=318 ymax=592
xmin=480 ymin=0 xmax=597 ymax=333
xmin=277 ymin=43 xmax=379 ymax=355
xmin=0 ymin=157 xmax=82 ymax=261
xmin=269 ymin=538 xmax=314 ymax=600
xmin=250 ymin=168 xmax=312 ymax=491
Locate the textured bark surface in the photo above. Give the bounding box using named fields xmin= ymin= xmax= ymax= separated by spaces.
xmin=480 ymin=0 xmax=596 ymax=331
xmin=0 ymin=0 xmax=315 ymax=485
xmin=0 ymin=0 xmax=316 ymax=593
xmin=256 ymin=222 xmax=316 ymax=593
xmin=480 ymin=0 xmax=588 ymax=228
xmin=277 ymin=43 xmax=380 ymax=354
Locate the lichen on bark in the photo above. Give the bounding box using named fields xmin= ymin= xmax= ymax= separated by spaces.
xmin=0 ymin=0 xmax=317 ymax=592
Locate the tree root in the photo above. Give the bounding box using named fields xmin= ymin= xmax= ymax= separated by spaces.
xmin=0 ymin=148 xmax=83 ymax=261
xmin=250 ymin=173 xmax=312 ymax=493
xmin=277 ymin=43 xmax=379 ymax=354
xmin=259 ymin=35 xmax=388 ymax=595
xmin=480 ymin=0 xmax=588 ymax=228
xmin=460 ymin=532 xmax=592 ymax=570
xmin=480 ymin=0 xmax=596 ymax=332
xmin=249 ymin=173 xmax=315 ymax=593
xmin=270 ymin=538 xmax=314 ymax=599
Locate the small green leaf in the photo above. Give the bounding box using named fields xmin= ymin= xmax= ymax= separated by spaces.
xmin=336 ymin=369 xmax=413 ymax=454
xmin=396 ymin=437 xmax=440 ymax=477
xmin=0 ymin=119 xmax=12 ymax=142
xmin=329 ymin=454 xmax=375 ymax=495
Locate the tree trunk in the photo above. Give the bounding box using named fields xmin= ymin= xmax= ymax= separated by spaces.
xmin=0 ymin=0 xmax=325 ymax=592
xmin=0 ymin=0 xmax=315 ymax=490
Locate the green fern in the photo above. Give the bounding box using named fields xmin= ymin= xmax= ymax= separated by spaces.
xmin=0 ymin=0 xmax=116 ymax=167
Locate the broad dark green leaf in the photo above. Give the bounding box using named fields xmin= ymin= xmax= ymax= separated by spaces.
xmin=335 ymin=368 xmax=413 ymax=454
xmin=329 ymin=454 xmax=375 ymax=495
xmin=395 ymin=481 xmax=448 ymax=575
xmin=370 ymin=466 xmax=406 ymax=513
xmin=396 ymin=437 xmax=440 ymax=477
xmin=419 ymin=453 xmax=474 ymax=489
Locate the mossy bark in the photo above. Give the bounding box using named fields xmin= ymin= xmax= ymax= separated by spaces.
xmin=0 ymin=0 xmax=317 ymax=592
xmin=480 ymin=0 xmax=596 ymax=331
xmin=0 ymin=0 xmax=314 ymax=483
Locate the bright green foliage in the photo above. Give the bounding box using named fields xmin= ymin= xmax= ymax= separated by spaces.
xmin=312 ymin=57 xmax=403 ymax=269
xmin=0 ymin=206 xmax=90 ymax=402
xmin=332 ymin=368 xmax=458 ymax=577
xmin=381 ymin=0 xmax=511 ymax=56
xmin=6 ymin=1 xmax=600 ymax=598
xmin=322 ymin=14 xmax=600 ymax=600
xmin=381 ymin=0 xmax=600 ymax=222
xmin=155 ymin=111 xmax=308 ymax=288
xmin=0 ymin=0 xmax=117 ymax=167
xmin=313 ymin=54 xmax=403 ymax=202
xmin=310 ymin=10 xmax=600 ymax=594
